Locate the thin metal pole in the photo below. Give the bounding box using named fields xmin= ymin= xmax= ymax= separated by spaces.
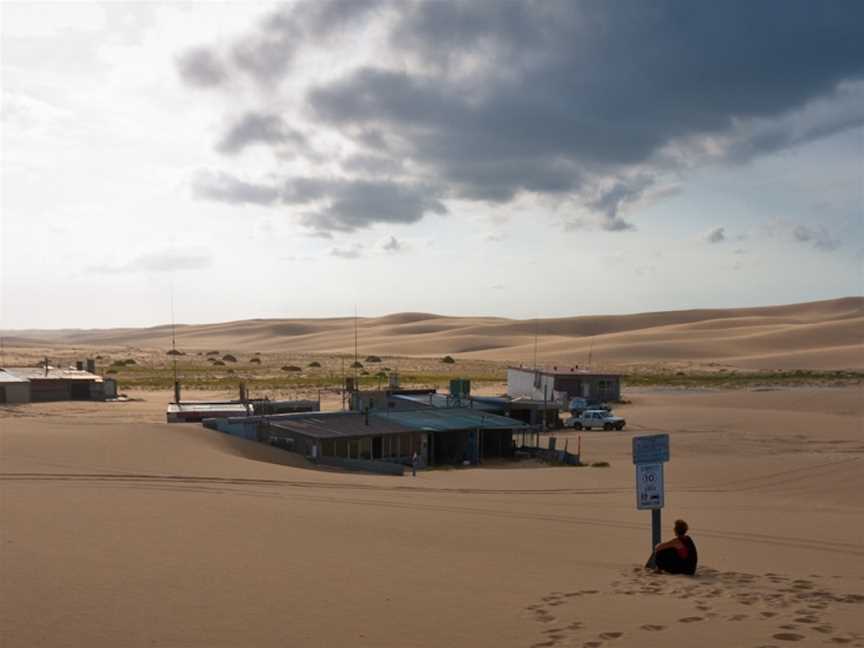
xmin=651 ymin=509 xmax=662 ymax=552
xmin=533 ymin=319 xmax=538 ymax=369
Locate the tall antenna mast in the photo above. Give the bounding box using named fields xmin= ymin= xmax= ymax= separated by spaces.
xmin=171 ymin=286 xmax=178 ymax=384
xmin=353 ymin=306 xmax=359 ymax=382
xmin=533 ymin=319 xmax=539 ymax=369
xmin=170 ymin=282 xmax=181 ymax=404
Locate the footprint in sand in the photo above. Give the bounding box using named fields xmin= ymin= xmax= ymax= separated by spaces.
xmin=761 ymin=612 xmax=778 ymax=619
xmin=829 ymin=638 xmax=853 ymax=645
xmin=598 ymin=632 xmax=623 ymax=640
xmin=583 ymin=643 xmax=602 ymax=648
xmin=728 ymin=614 xmax=748 ymax=621
xmin=640 ymin=624 xmax=666 ymax=632
xmin=772 ymin=633 xmax=805 ymax=642
xmin=678 ymin=617 xmax=703 ymax=623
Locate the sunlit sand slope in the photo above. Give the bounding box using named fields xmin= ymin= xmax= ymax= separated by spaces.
xmin=4 ymin=297 xmax=862 ymax=369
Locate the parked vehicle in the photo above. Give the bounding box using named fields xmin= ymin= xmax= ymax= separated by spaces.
xmin=565 ymin=409 xmax=626 ymax=431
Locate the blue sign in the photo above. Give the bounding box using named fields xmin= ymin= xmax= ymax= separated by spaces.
xmin=632 ymin=434 xmax=670 ymax=464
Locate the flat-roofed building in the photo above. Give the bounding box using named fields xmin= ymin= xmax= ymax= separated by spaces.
xmin=0 ymin=370 xmax=31 ymax=404
xmin=507 ymin=366 xmax=622 ymax=406
xmin=3 ymin=366 xmax=107 ymax=402
xmin=265 ymin=408 xmax=528 ymax=469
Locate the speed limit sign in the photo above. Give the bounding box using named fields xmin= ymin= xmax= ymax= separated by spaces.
xmin=636 ymin=462 xmax=664 ymax=510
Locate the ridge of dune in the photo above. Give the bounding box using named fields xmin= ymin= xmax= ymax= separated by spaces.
xmin=2 ymin=297 xmax=862 ymax=370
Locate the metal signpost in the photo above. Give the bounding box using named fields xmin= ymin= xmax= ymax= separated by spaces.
xmin=632 ymin=434 xmax=670 ymax=552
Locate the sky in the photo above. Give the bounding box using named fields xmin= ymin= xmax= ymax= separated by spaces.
xmin=1 ymin=1 xmax=862 ymax=329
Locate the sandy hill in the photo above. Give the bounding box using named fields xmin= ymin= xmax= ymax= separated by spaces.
xmin=4 ymin=297 xmax=863 ymax=370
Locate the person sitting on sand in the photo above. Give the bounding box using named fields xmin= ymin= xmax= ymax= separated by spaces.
xmin=647 ymin=519 xmax=698 ymax=575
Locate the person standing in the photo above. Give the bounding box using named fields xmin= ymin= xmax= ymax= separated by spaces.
xmin=411 ymin=451 xmax=419 ymax=477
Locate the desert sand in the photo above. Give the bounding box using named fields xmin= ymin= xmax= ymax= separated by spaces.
xmin=5 ymin=296 xmax=863 ymax=370
xmin=2 ymin=383 xmax=863 ymax=647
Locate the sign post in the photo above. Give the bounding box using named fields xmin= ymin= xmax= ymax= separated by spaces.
xmin=633 ymin=434 xmax=670 ymax=555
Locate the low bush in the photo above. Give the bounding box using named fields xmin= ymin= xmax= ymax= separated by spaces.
xmin=441 ymin=355 xmax=455 ymax=364
xmin=222 ymin=354 xmax=237 ymax=363
xmin=282 ymin=365 xmax=302 ymax=372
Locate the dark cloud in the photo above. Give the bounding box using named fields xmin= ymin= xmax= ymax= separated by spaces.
xmin=216 ymin=112 xmax=308 ymax=155
xmin=232 ymin=0 xmax=385 ymax=84
xmin=176 ymin=47 xmax=228 ymax=87
xmin=193 ymin=172 xmax=446 ymax=232
xmin=192 ymin=170 xmax=279 ymax=205
xmin=584 ymin=176 xmax=654 ymax=231
xmin=342 ymin=153 xmax=403 ymax=176
xmin=294 ymin=179 xmax=447 ymax=232
xmin=182 ymin=0 xmax=864 ymax=232
xmin=705 ymin=227 xmax=727 ymax=244
xmin=380 ymin=235 xmax=403 ymax=253
xmin=792 ymin=224 xmax=839 ymax=251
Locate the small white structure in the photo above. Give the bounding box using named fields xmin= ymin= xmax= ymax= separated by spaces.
xmin=507 ymin=366 xmax=622 ymax=406
xmin=0 ymin=370 xmax=31 ymax=404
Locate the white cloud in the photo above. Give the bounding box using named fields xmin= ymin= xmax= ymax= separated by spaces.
xmin=88 ymin=249 xmax=212 ymax=274
xmin=329 ymin=244 xmax=364 ymax=259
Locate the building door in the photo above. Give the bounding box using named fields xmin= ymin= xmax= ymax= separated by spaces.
xmin=0 ymin=387 xmax=6 ymax=404
xmin=372 ymin=436 xmax=382 ymax=459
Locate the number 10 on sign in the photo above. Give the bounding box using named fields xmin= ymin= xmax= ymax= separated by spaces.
xmin=636 ymin=463 xmax=664 ymax=510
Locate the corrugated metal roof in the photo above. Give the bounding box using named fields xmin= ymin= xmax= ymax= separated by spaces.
xmin=390 ymin=393 xmax=502 ymax=411
xmin=0 ymin=370 xmax=29 ymax=383
xmin=168 ymin=403 xmax=251 ymax=415
xmin=268 ymin=411 xmax=412 ymax=440
xmin=508 ymin=367 xmax=622 ymax=378
xmin=3 ymin=367 xmax=102 ymax=382
xmin=373 ymin=408 xmax=528 ymax=432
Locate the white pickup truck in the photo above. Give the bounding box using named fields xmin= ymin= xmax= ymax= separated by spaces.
xmin=565 ymin=409 xmax=626 ymax=431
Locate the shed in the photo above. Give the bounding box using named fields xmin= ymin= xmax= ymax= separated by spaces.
xmin=507 ymin=367 xmax=622 ymax=406
xmin=0 ymin=370 xmax=31 ymax=404
xmin=166 ymin=402 xmax=252 ymax=423
xmin=3 ymin=367 xmax=104 ymax=402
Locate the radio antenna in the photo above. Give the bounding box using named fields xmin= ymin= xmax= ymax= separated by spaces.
xmin=353 ymin=306 xmax=359 ymax=382
xmin=170 ymin=282 xmax=181 ymax=403
xmin=533 ymin=319 xmax=539 ymax=369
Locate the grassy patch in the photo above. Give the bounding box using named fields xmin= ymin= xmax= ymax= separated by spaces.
xmin=624 ymin=369 xmax=863 ymax=389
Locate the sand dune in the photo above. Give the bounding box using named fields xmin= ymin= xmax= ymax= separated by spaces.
xmin=2 ymin=387 xmax=863 ymax=647
xmin=3 ymin=297 xmax=862 ymax=370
